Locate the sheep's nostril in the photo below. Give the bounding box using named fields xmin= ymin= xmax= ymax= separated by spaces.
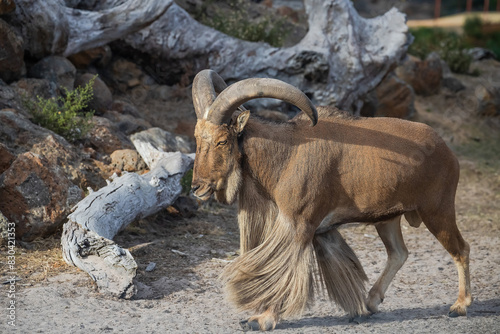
xmin=191 ymin=185 xmax=201 ymax=193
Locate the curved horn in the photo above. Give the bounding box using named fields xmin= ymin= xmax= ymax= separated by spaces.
xmin=192 ymin=70 xmax=228 ymax=119
xmin=205 ymin=78 xmax=318 ymax=126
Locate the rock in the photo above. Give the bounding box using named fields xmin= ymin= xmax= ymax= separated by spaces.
xmin=0 ymin=143 xmax=15 ymax=174
xmin=111 ymin=100 xmax=141 ymax=118
xmin=111 ymin=58 xmax=145 ymax=91
xmin=87 ymin=116 xmax=134 ymax=155
xmin=171 ymin=195 xmax=199 ymax=218
xmin=0 ymin=109 xmax=66 ymax=155
xmin=276 ymin=6 xmax=299 ymax=23
xmin=28 ymin=56 xmax=77 ymax=91
xmin=74 ymin=73 xmax=113 ymax=115
xmin=0 ymin=85 xmax=23 ymax=112
xmin=102 ymin=110 xmax=151 ymax=135
xmin=174 ymin=119 xmax=197 ymax=140
xmin=0 ymin=109 xmax=106 ymax=191
xmin=11 ymin=78 xmax=58 ymax=100
xmin=476 ymin=86 xmax=500 ymax=117
xmin=0 ymin=19 xmax=25 ymax=83
xmin=0 ymin=152 xmax=83 ymax=241
xmin=362 ymin=74 xmax=415 ymax=119
xmin=6 ymin=0 xmax=68 ymax=58
xmin=396 ymin=53 xmax=442 ymax=96
xmin=110 ymin=149 xmax=147 ymax=172
xmin=0 ymin=0 xmax=15 ymax=14
xmin=130 ymin=127 xmax=195 ymax=156
xmin=467 ymin=47 xmax=497 ymax=61
xmin=442 ymin=77 xmax=465 ymax=93
xmin=67 ymin=45 xmax=112 ymax=69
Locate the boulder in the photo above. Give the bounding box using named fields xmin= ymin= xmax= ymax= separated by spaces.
xmin=75 ymin=73 xmax=113 ymax=115
xmin=87 ymin=116 xmax=134 ymax=155
xmin=442 ymin=76 xmax=465 ymax=93
xmin=11 ymin=78 xmax=58 ymax=100
xmin=102 ymin=110 xmax=151 ymax=135
xmin=111 ymin=58 xmax=145 ymax=92
xmin=110 ymin=149 xmax=147 ymax=172
xmin=67 ymin=45 xmax=112 ymax=69
xmin=111 ymin=100 xmax=141 ymax=118
xmin=396 ymin=53 xmax=443 ymax=96
xmin=0 ymin=85 xmax=23 ymax=112
xmin=28 ymin=56 xmax=77 ymax=91
xmin=0 ymin=143 xmax=15 ymax=174
xmin=0 ymin=108 xmax=106 ymax=193
xmin=0 ymin=152 xmax=83 ymax=241
xmin=476 ymin=86 xmax=500 ymax=117
xmin=0 ymin=0 xmax=15 ymax=14
xmin=130 ymin=127 xmax=194 ymax=155
xmin=361 ymin=74 xmax=415 ymax=119
xmin=0 ymin=19 xmax=25 ymax=83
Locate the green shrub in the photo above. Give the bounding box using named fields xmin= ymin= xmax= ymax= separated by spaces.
xmin=464 ymin=16 xmax=500 ymax=59
xmin=409 ymin=27 xmax=472 ymax=74
xmin=464 ymin=16 xmax=483 ymax=39
xmin=24 ymin=76 xmax=96 ymax=142
xmin=198 ymin=0 xmax=289 ymax=47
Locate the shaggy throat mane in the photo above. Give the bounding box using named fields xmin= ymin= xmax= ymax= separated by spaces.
xmin=215 ymin=165 xmax=242 ymax=205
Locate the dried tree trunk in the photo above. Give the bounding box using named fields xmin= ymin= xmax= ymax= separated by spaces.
xmin=61 ymin=145 xmax=193 ymax=298
xmin=12 ymin=0 xmax=410 ymax=112
xmin=120 ymin=0 xmax=411 ymax=112
xmin=9 ymin=0 xmax=172 ymax=58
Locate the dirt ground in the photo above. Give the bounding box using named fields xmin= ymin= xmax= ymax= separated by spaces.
xmin=2 ymin=59 xmax=500 ymax=333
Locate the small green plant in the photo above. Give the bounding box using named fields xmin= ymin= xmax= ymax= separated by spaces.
xmin=24 ymin=76 xmax=96 ymax=142
xmin=409 ymin=27 xmax=472 ymax=74
xmin=464 ymin=16 xmax=483 ymax=40
xmin=197 ymin=0 xmax=289 ymax=47
xmin=464 ymin=16 xmax=500 ymax=59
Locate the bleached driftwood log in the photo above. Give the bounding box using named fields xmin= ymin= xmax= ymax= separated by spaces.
xmin=121 ymin=0 xmax=411 ymax=112
xmin=61 ymin=137 xmax=193 ymax=298
xmin=8 ymin=0 xmax=172 ymax=58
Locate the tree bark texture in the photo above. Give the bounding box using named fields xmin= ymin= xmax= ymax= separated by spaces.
xmin=120 ymin=0 xmax=411 ymax=112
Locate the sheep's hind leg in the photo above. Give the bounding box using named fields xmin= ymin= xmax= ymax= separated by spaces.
xmin=366 ymin=216 xmax=408 ymax=314
xmin=420 ymin=208 xmax=472 ymax=317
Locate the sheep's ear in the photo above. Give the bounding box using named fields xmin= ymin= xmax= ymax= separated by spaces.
xmin=234 ymin=110 xmax=250 ymax=135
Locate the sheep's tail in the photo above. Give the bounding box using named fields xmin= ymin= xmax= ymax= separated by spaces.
xmin=313 ymin=227 xmax=368 ymax=317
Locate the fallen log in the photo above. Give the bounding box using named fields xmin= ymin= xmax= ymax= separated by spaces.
xmin=8 ymin=0 xmax=172 ymax=58
xmin=120 ymin=0 xmax=411 ymax=112
xmin=61 ymin=139 xmax=193 ymax=298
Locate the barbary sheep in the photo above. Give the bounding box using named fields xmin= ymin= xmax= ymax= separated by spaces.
xmin=190 ymin=70 xmax=471 ymax=331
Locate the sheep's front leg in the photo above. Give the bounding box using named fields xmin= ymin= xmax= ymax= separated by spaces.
xmin=240 ymin=308 xmax=278 ymax=331
xmin=224 ymin=212 xmax=315 ymax=331
xmin=367 ymin=216 xmax=408 ymax=313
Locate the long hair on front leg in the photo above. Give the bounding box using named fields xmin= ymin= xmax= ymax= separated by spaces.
xmin=313 ymin=227 xmax=368 ymax=317
xmin=223 ymin=213 xmax=316 ymax=319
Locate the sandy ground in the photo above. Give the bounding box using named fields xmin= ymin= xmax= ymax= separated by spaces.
xmin=2 ymin=204 xmax=499 ymax=334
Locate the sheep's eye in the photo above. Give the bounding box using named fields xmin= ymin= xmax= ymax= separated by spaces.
xmin=216 ymin=140 xmax=227 ymax=147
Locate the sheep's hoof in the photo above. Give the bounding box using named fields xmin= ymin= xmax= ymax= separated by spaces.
xmin=240 ymin=320 xmax=260 ymax=331
xmin=349 ymin=314 xmax=370 ymax=324
xmin=448 ymin=309 xmax=467 ymax=318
